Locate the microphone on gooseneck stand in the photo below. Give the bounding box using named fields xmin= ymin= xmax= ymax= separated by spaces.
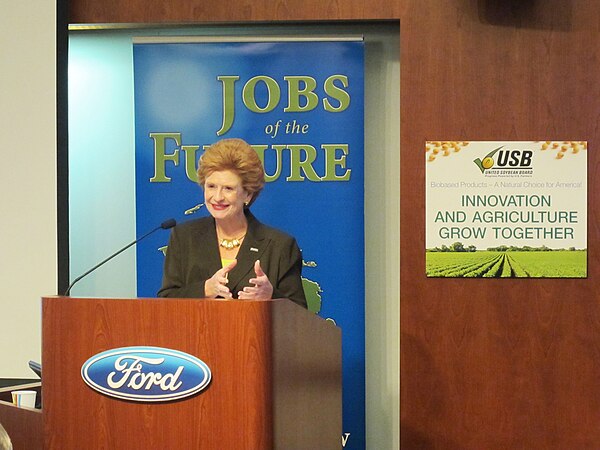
xmin=63 ymin=218 xmax=177 ymax=296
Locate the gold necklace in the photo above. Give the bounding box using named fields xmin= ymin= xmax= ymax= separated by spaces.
xmin=219 ymin=234 xmax=245 ymax=250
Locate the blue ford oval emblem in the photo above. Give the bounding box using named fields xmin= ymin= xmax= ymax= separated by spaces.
xmin=81 ymin=346 xmax=211 ymax=402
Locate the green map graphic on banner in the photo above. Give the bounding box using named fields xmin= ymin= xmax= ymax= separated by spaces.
xmin=426 ymin=141 xmax=587 ymax=278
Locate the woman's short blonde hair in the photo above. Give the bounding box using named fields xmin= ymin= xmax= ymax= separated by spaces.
xmin=197 ymin=138 xmax=265 ymax=205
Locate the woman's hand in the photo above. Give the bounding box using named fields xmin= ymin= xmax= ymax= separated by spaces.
xmin=238 ymin=260 xmax=273 ymax=300
xmin=204 ymin=259 xmax=237 ymax=298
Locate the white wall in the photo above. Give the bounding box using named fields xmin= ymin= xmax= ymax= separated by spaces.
xmin=0 ymin=1 xmax=57 ymax=377
xmin=364 ymin=25 xmax=400 ymax=450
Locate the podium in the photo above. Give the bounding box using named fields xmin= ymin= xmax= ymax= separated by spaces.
xmin=41 ymin=296 xmax=341 ymax=449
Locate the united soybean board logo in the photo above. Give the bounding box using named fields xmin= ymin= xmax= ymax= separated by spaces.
xmin=473 ymin=145 xmax=533 ymax=176
xmin=81 ymin=346 xmax=211 ymax=402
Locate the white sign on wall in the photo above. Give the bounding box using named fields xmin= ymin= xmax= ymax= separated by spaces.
xmin=426 ymin=141 xmax=587 ymax=278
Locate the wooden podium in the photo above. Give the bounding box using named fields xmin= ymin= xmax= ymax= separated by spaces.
xmin=41 ymin=296 xmax=341 ymax=449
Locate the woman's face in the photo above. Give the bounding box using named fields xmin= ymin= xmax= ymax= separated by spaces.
xmin=204 ymin=170 xmax=252 ymax=223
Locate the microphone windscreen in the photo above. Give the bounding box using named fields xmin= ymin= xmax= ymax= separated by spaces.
xmin=161 ymin=218 xmax=177 ymax=229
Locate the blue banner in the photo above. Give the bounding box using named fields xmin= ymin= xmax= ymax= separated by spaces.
xmin=134 ymin=39 xmax=364 ymax=448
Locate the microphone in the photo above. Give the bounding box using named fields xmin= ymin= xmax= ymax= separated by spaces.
xmin=63 ymin=218 xmax=176 ymax=296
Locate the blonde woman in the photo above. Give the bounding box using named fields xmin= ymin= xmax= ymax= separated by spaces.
xmin=158 ymin=138 xmax=307 ymax=308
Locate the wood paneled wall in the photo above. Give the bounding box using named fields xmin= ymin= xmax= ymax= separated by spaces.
xmin=67 ymin=0 xmax=600 ymax=448
xmin=400 ymin=1 xmax=600 ymax=448
xmin=68 ymin=0 xmax=402 ymax=23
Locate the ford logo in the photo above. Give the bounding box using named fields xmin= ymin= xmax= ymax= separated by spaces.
xmin=81 ymin=346 xmax=211 ymax=402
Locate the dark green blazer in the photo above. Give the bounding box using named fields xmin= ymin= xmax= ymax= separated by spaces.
xmin=157 ymin=211 xmax=307 ymax=308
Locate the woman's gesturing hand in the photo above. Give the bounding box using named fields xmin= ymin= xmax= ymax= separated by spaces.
xmin=238 ymin=260 xmax=273 ymax=300
xmin=204 ymin=259 xmax=237 ymax=298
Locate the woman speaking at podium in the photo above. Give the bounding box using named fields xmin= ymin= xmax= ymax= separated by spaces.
xmin=158 ymin=138 xmax=307 ymax=308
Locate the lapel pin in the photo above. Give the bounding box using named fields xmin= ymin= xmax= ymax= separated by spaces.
xmin=250 ymin=247 xmax=259 ymax=252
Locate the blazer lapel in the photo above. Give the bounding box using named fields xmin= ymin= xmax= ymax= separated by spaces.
xmin=227 ymin=212 xmax=269 ymax=293
xmin=194 ymin=217 xmax=222 ymax=278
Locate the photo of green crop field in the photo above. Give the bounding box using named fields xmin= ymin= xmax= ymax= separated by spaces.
xmin=426 ymin=250 xmax=587 ymax=278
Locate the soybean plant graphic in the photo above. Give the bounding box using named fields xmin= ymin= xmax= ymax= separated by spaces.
xmin=157 ymin=203 xmax=323 ymax=314
xmin=473 ymin=145 xmax=503 ymax=173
